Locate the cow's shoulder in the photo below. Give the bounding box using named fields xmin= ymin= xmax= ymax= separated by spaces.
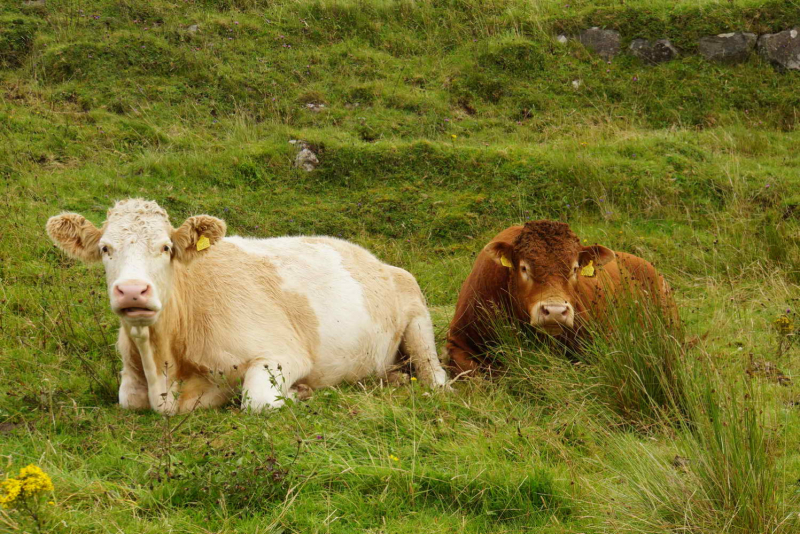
xmin=613 ymin=251 xmax=660 ymax=282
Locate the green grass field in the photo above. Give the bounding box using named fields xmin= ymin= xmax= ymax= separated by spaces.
xmin=2 ymin=0 xmax=800 ymax=532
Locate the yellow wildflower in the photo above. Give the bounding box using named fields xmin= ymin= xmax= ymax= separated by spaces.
xmin=410 ymin=377 xmax=417 ymax=382
xmin=17 ymin=465 xmax=54 ymax=496
xmin=0 ymin=478 xmax=22 ymax=507
xmin=451 ymin=134 xmax=457 ymax=139
xmin=388 ymin=454 xmax=400 ymax=462
xmin=775 ymin=315 xmax=794 ymax=335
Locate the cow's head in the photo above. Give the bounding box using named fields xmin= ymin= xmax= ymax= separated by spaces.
xmin=484 ymin=220 xmax=614 ymax=336
xmin=47 ymin=199 xmax=226 ymax=326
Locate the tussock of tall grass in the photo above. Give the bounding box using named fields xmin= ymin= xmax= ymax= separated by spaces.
xmin=601 ymin=365 xmax=797 ymax=533
xmin=487 ymin=285 xmax=798 ymax=533
xmin=487 ymin=283 xmax=686 ymax=427
xmin=478 ymin=304 xmax=582 ymax=406
xmin=577 ymin=283 xmax=686 ymax=429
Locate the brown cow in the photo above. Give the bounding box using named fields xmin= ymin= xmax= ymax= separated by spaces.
xmin=445 ymin=220 xmax=678 ymax=373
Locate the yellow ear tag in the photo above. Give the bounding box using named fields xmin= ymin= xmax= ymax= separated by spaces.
xmin=196 ymin=235 xmax=210 ymax=251
xmin=580 ymin=260 xmax=595 ymax=277
xmin=500 ymin=255 xmax=512 ymax=268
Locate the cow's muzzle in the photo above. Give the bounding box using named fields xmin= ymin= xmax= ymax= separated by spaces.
xmin=531 ymin=301 xmax=575 ymax=335
xmin=112 ymin=280 xmax=160 ymax=321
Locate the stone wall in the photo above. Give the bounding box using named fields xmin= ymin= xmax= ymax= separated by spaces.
xmin=560 ymin=27 xmax=800 ymax=71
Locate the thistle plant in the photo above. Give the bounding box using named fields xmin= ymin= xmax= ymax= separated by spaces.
xmin=774 ymin=312 xmax=796 ymax=358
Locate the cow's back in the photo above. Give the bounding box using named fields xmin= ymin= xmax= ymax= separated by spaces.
xmin=575 ymin=251 xmax=678 ymax=329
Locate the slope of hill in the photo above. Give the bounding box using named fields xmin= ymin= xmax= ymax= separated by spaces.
xmin=1 ymin=1 xmax=799 ymax=532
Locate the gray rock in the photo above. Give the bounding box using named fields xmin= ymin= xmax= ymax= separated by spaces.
xmin=295 ymin=148 xmax=319 ymax=172
xmin=629 ymin=38 xmax=678 ymax=64
xmin=187 ymin=24 xmax=199 ymax=33
xmin=698 ymin=32 xmax=756 ymax=64
xmin=758 ymin=28 xmax=800 ymax=71
xmin=556 ymin=34 xmax=568 ymax=44
xmin=578 ymin=27 xmax=620 ymax=60
xmin=21 ymin=0 xmax=46 ymax=10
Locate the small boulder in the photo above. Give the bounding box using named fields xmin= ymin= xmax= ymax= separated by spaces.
xmin=758 ymin=28 xmax=800 ymax=71
xmin=578 ymin=27 xmax=620 ymax=60
xmin=556 ymin=34 xmax=568 ymax=44
xmin=187 ymin=24 xmax=199 ymax=33
xmin=698 ymin=32 xmax=756 ymax=64
xmin=295 ymin=148 xmax=319 ymax=172
xmin=629 ymin=38 xmax=678 ymax=64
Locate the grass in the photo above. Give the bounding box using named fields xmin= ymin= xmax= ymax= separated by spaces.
xmin=2 ymin=0 xmax=800 ymax=532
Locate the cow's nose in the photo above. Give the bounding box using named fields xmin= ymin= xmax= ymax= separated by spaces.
xmin=114 ymin=282 xmax=152 ymax=307
xmin=541 ymin=304 xmax=570 ymax=319
xmin=533 ymin=301 xmax=574 ymax=331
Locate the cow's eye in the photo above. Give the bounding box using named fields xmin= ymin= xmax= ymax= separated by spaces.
xmin=520 ymin=265 xmax=527 ymax=273
xmin=162 ymin=245 xmax=171 ymax=253
xmin=101 ymin=245 xmax=109 ymax=254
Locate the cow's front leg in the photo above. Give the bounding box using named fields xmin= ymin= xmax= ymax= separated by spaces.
xmin=117 ymin=331 xmax=149 ymax=409
xmin=128 ymin=326 xmax=177 ymax=415
xmin=119 ymin=365 xmax=150 ymax=410
xmin=242 ymin=357 xmax=309 ymax=412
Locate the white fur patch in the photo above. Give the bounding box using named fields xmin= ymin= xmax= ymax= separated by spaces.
xmin=225 ymin=236 xmax=393 ymax=386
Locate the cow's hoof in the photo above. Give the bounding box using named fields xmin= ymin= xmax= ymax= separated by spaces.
xmin=416 ymin=369 xmax=449 ymax=389
xmin=430 ymin=369 xmax=449 ymax=388
xmin=292 ymin=383 xmax=314 ymax=401
xmin=387 ymin=371 xmax=410 ymax=386
xmin=119 ymin=391 xmax=150 ymax=410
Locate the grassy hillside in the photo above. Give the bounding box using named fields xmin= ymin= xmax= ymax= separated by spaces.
xmin=1 ymin=0 xmax=800 ymax=532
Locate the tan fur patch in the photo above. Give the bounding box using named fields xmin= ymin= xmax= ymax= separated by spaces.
xmin=157 ymin=241 xmax=320 ymax=373
xmin=46 ymin=213 xmax=105 ymax=262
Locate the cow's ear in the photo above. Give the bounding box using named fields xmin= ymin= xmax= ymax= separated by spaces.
xmin=172 ymin=215 xmax=226 ymax=262
xmin=579 ymin=245 xmax=615 ymax=267
xmin=483 ymin=241 xmax=515 ymax=269
xmin=46 ymin=213 xmax=103 ymax=263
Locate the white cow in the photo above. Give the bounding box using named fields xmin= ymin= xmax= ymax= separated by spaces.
xmin=46 ymin=199 xmax=448 ymax=414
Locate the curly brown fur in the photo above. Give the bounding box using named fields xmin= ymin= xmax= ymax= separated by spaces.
xmin=512 ymin=220 xmax=580 ymax=279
